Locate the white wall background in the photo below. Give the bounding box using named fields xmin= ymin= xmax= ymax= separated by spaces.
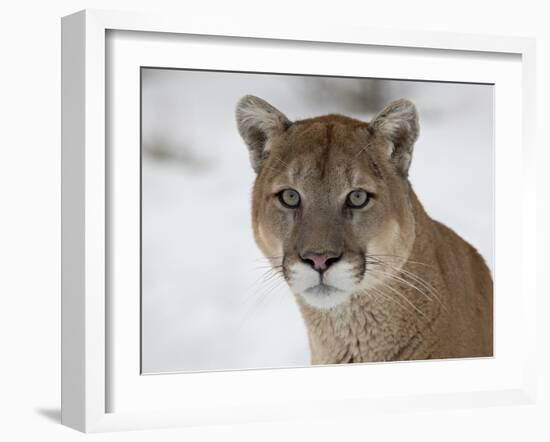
xmin=0 ymin=1 xmax=548 ymax=441
xmin=141 ymin=70 xmax=493 ymax=373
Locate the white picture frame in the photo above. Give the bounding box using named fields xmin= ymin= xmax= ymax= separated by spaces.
xmin=61 ymin=9 xmax=537 ymax=433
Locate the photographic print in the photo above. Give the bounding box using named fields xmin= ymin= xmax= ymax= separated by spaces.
xmin=141 ymin=69 xmax=493 ymax=373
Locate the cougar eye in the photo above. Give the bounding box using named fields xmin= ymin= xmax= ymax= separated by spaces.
xmin=346 ymin=189 xmax=369 ymax=209
xmin=278 ymin=189 xmax=301 ymax=208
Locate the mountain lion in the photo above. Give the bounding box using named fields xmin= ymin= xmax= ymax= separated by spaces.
xmin=235 ymin=95 xmax=493 ymax=364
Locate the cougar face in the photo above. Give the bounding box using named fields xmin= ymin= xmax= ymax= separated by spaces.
xmin=237 ymin=96 xmax=418 ymax=309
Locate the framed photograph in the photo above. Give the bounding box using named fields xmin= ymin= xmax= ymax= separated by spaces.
xmin=61 ymin=9 xmax=537 ymax=432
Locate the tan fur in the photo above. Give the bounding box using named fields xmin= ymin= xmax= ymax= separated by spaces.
xmin=236 ymin=96 xmax=493 ymax=363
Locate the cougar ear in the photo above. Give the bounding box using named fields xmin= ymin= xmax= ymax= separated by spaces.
xmin=236 ymin=95 xmax=291 ymax=173
xmin=370 ymin=99 xmax=419 ymax=177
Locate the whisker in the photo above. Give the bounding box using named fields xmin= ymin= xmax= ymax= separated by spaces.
xmin=366 ymin=254 xmax=433 ymax=269
xmin=252 ymin=256 xmax=284 ymax=263
xmin=254 ymin=276 xmax=286 ymax=307
xmin=253 ymin=263 xmax=283 ymax=268
xmin=236 ymin=269 xmax=286 ymax=329
xmin=368 ymin=257 xmax=447 ymax=312
xmin=394 ymin=267 xmax=446 ymax=310
xmin=368 ymin=285 xmax=419 ymax=318
xmin=253 ymin=264 xmax=283 ymax=270
xmin=368 ymin=268 xmax=435 ymax=304
xmin=244 ymin=266 xmax=285 ymax=302
xmin=260 ymin=269 xmax=284 ymax=286
xmin=368 ymin=273 xmax=427 ymax=319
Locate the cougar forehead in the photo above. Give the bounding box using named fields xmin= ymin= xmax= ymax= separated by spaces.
xmin=265 ymin=116 xmax=383 ymax=191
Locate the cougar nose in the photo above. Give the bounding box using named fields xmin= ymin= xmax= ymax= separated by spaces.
xmin=300 ymin=251 xmax=342 ymax=272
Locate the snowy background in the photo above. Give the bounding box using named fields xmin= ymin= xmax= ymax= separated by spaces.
xmin=141 ymin=69 xmax=493 ymax=374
